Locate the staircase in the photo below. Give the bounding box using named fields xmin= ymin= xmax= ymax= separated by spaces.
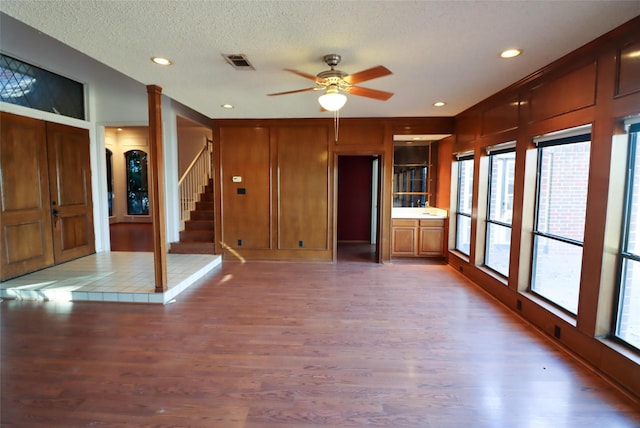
xmin=169 ymin=179 xmax=215 ymax=254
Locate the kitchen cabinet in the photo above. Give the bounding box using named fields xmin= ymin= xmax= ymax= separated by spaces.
xmin=392 ymin=218 xmax=444 ymax=257
xmin=418 ymin=219 xmax=444 ymax=256
xmin=391 ymin=219 xmax=418 ymax=255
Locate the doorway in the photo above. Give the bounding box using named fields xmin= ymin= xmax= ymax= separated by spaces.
xmin=0 ymin=112 xmax=95 ymax=280
xmin=104 ymin=126 xmax=154 ymax=252
xmin=336 ymin=155 xmax=381 ymax=263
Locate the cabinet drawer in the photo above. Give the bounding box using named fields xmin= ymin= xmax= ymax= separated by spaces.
xmin=392 ymin=219 xmax=418 ymax=227
xmin=419 ymin=218 xmax=444 ymax=227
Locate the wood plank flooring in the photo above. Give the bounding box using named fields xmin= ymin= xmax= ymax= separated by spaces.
xmin=109 ymin=223 xmax=154 ymax=252
xmin=2 ymin=248 xmax=639 ymax=427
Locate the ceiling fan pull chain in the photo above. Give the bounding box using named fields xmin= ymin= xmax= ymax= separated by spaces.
xmin=334 ymin=109 xmax=340 ymax=142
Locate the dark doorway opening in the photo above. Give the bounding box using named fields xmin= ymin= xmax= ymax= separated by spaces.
xmin=336 ymin=155 xmax=381 ymax=263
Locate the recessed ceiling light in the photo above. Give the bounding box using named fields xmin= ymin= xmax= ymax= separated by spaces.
xmin=221 ymin=104 xmax=234 ymax=109
xmin=117 ymin=128 xmax=123 ymax=131
xmin=500 ymin=49 xmax=522 ymax=59
xmin=412 ymin=137 xmax=421 ymax=140
xmin=151 ymin=56 xmax=173 ymax=66
xmin=433 ymin=101 xmax=446 ymax=107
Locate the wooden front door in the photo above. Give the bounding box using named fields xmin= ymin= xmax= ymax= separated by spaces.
xmin=0 ymin=112 xmax=95 ymax=281
xmin=0 ymin=113 xmax=54 ymax=280
xmin=46 ymin=122 xmax=95 ymax=264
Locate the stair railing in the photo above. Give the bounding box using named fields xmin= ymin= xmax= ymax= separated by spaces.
xmin=178 ymin=139 xmax=213 ymax=230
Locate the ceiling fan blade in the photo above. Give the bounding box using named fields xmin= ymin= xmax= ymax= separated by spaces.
xmin=268 ymin=87 xmax=317 ymax=96
xmin=346 ymin=85 xmax=394 ymax=101
xmin=284 ymin=68 xmax=319 ymax=81
xmin=343 ymin=65 xmax=392 ymax=84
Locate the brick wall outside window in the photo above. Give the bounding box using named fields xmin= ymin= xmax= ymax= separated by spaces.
xmin=537 ymin=142 xmax=591 ymax=247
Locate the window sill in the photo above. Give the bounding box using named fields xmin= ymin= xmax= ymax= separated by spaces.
xmin=448 ymin=249 xmax=470 ymax=263
xmin=518 ymin=291 xmax=577 ymax=327
xmin=477 ymin=265 xmax=508 ymax=286
xmin=598 ymin=337 xmax=640 ymax=365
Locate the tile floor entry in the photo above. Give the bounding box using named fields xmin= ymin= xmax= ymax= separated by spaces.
xmin=0 ymin=252 xmax=221 ymax=304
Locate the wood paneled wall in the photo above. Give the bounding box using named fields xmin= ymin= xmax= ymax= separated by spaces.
xmin=218 ymin=127 xmax=271 ymax=251
xmin=439 ymin=15 xmax=640 ymax=399
xmin=276 ymin=126 xmax=329 ymax=251
xmin=213 ymin=117 xmax=453 ymax=262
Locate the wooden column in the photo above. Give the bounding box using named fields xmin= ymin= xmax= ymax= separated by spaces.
xmin=147 ymin=85 xmax=168 ymax=292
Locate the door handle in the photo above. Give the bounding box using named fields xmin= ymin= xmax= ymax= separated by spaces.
xmin=51 ymin=202 xmax=59 ymax=227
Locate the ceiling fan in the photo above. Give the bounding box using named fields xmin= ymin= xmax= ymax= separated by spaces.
xmin=268 ymin=54 xmax=394 ymax=111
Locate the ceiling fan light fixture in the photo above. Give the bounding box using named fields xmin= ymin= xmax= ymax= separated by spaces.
xmin=318 ymin=87 xmax=347 ymax=111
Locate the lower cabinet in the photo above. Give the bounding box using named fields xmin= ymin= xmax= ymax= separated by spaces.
xmin=391 ymin=219 xmax=418 ymax=256
xmin=418 ymin=219 xmax=444 ymax=256
xmin=392 ymin=218 xmax=444 ymax=257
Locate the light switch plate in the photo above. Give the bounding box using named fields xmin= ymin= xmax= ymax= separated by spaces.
xmin=232 ymin=176 xmax=242 ymax=183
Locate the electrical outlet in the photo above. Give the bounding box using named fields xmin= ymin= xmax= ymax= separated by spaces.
xmin=517 ymin=299 xmax=522 ymax=311
xmin=554 ymin=325 xmax=561 ymax=339
xmin=299 ymin=240 xmax=304 ymax=247
xmin=237 ymin=239 xmax=242 ymax=246
xmin=458 ymin=266 xmax=463 ymax=273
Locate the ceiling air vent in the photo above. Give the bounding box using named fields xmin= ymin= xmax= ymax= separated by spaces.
xmin=223 ymin=54 xmax=255 ymax=70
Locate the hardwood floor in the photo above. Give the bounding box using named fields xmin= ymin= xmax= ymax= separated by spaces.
xmin=337 ymin=242 xmax=377 ymax=263
xmin=2 ymin=255 xmax=639 ymax=427
xmin=109 ymin=223 xmax=153 ymax=252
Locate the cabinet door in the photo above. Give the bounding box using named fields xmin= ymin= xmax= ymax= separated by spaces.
xmin=392 ymin=226 xmax=417 ymax=255
xmin=419 ymin=227 xmax=443 ymax=256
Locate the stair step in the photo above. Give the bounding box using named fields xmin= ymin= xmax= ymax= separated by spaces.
xmin=180 ymin=230 xmax=214 ymax=242
xmin=176 ymin=178 xmax=215 ymax=250
xmin=169 ymin=241 xmax=216 ymax=254
xmin=196 ymin=201 xmax=214 ymax=211
xmin=199 ymin=192 xmax=214 ymax=202
xmin=185 ymin=219 xmax=214 ymax=231
xmin=190 ymin=210 xmax=214 ymax=220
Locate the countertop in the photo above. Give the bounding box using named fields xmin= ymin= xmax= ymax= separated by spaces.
xmin=392 ymin=207 xmax=448 ymax=219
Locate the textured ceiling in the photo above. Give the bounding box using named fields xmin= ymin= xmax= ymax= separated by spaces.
xmin=1 ymin=1 xmax=640 ymax=119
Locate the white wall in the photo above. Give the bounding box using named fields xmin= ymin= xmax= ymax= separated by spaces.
xmin=178 ymin=127 xmax=211 ymax=178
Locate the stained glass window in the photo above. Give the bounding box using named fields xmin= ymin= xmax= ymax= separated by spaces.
xmin=0 ymin=54 xmax=85 ymax=120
